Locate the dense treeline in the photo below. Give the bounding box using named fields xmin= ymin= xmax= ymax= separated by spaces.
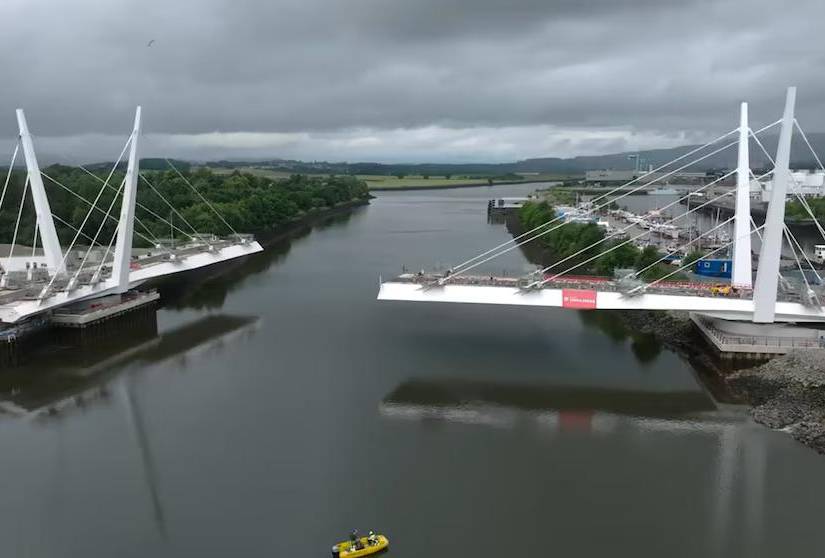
xmin=0 ymin=166 xmax=370 ymax=248
xmin=518 ymin=201 xmax=682 ymax=281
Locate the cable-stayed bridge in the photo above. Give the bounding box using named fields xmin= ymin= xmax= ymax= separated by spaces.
xmin=0 ymin=107 xmax=263 ymax=324
xmin=378 ymin=87 xmax=825 ymax=352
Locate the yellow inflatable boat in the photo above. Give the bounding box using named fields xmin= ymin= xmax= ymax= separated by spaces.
xmin=331 ymin=533 xmax=389 ymax=557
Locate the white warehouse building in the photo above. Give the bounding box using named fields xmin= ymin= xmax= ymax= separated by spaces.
xmin=753 ymin=169 xmax=825 ymax=202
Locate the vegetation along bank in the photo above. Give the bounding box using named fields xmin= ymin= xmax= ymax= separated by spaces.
xmin=0 ymin=166 xmax=371 ymax=247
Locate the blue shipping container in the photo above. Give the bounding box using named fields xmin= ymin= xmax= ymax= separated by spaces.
xmin=694 ymin=259 xmax=732 ymax=278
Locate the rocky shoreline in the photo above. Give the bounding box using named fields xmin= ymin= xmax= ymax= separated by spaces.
xmin=727 ymin=351 xmax=825 ymax=454
xmin=615 ymin=309 xmax=825 ymax=454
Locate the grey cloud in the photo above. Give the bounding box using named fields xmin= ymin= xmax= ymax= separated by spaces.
xmin=1 ymin=0 xmax=823 ymax=161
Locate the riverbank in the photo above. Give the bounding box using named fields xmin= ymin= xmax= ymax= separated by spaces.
xmin=727 ymin=351 xmax=825 ymax=454
xmin=254 ymin=197 xmax=371 ymax=247
xmin=369 ymin=179 xmax=541 ymax=192
xmin=615 ymin=309 xmax=825 ymax=454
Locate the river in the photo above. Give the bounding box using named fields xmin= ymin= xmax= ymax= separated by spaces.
xmin=0 ymin=183 xmax=823 ymax=557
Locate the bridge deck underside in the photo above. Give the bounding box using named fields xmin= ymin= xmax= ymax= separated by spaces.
xmin=377 ymin=281 xmax=825 ymax=323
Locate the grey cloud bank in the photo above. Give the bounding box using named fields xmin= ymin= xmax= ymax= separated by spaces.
xmin=1 ymin=0 xmax=823 ymax=162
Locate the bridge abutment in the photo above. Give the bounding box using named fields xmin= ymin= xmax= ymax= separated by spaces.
xmin=691 ymin=312 xmax=825 ymax=356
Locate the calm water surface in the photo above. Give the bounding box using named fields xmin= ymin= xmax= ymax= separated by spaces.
xmin=1 ymin=183 xmax=823 ymax=557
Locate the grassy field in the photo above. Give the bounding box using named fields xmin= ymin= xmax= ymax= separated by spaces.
xmin=200 ymin=166 xmax=575 ymax=190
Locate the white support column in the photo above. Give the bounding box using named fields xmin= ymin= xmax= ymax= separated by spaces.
xmin=112 ymin=106 xmax=141 ymax=293
xmin=753 ymin=87 xmax=795 ymax=323
xmin=731 ymin=102 xmax=753 ymax=288
xmin=16 ymin=109 xmax=64 ymax=273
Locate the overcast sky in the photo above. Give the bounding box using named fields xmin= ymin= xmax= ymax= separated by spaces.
xmin=2 ymin=0 xmax=824 ymax=163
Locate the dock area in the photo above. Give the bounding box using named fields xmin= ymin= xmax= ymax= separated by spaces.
xmin=488 ymin=197 xmax=531 ymax=217
xmin=51 ymin=290 xmax=160 ymax=328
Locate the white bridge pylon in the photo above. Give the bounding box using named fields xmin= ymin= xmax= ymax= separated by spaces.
xmin=16 ymin=109 xmax=64 ymax=273
xmin=0 ymin=107 xmax=263 ymax=324
xmin=378 ymin=86 xmax=825 ymax=324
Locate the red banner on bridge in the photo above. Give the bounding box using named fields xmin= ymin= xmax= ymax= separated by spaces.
xmin=562 ymin=289 xmax=597 ymax=309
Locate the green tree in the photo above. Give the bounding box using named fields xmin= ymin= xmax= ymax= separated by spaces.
xmin=634 ymin=245 xmax=662 ymax=271
xmin=0 ymin=166 xmax=370 ymax=247
xmin=593 ymin=240 xmax=639 ymax=276
xmin=683 ymin=249 xmax=706 ymax=268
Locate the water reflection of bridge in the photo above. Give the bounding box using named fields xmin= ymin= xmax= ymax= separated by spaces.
xmin=380 ymin=377 xmax=768 ymax=556
xmin=0 ymin=314 xmax=259 ymax=418
xmin=0 ymin=312 xmax=260 ymax=543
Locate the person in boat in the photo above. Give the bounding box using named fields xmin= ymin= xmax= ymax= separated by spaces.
xmin=368 ymin=531 xmax=377 ymax=545
xmin=350 ymin=530 xmax=363 ymax=550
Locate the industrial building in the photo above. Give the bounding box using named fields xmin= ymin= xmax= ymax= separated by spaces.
xmin=753 ymin=169 xmax=825 ymax=202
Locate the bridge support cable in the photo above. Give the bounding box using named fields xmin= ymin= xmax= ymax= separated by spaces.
xmin=750 ymin=128 xmax=825 ymax=244
xmin=445 ymin=120 xmax=783 ymax=283
xmin=784 ymin=224 xmax=822 ymax=283
xmin=743 ymin=167 xmax=818 ymax=276
xmin=536 ymin=188 xmax=739 ymax=285
xmin=794 ymin=119 xmax=825 ymax=172
xmin=529 ymin=170 xmax=740 ymax=281
xmin=51 ymin=213 xmax=98 ymax=245
xmin=0 ymin=142 xmax=20 ymax=217
xmin=69 ymin=177 xmax=127 ymax=288
xmin=783 ymin=226 xmax=818 ymax=304
xmin=532 ymin=182 xmax=737 ymax=284
xmin=646 ymin=223 xmax=766 ymax=290
xmin=442 ymin=138 xmax=753 ymax=284
xmin=41 ymin=171 xmax=158 ymax=247
xmin=631 ymin=217 xmax=735 ymax=280
xmin=782 ymin=225 xmax=811 ymax=291
xmin=442 ymin=121 xmax=784 ymax=284
xmin=789 ymin=121 xmax=825 ymax=252
xmin=74 ymin=165 xmax=190 ymax=244
xmin=794 ymin=194 xmax=825 ymax=243
xmin=74 ymin=165 xmax=163 ymax=245
xmin=163 ymin=158 xmax=242 ymax=242
xmin=38 ymin=134 xmax=132 ymax=300
xmin=442 ymin=127 xmax=744 ymax=278
xmin=749 ymin=215 xmax=790 ymax=290
xmin=30 ymin=217 xmax=38 ymax=259
xmin=4 ymin=176 xmax=30 ymax=273
xmin=92 ymin=222 xmax=121 ymax=284
xmin=138 ymin=173 xmax=200 ymax=238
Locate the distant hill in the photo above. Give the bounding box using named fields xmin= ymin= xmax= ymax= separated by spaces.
xmin=199 ymin=132 xmax=825 ymax=177
xmin=514 ymin=133 xmax=825 ymax=174
xmin=11 ymin=134 xmax=819 ymax=178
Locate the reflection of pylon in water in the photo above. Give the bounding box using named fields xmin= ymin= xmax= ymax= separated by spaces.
xmin=558 ymin=410 xmax=594 ymax=432
xmin=120 ymin=377 xmax=168 ymax=541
